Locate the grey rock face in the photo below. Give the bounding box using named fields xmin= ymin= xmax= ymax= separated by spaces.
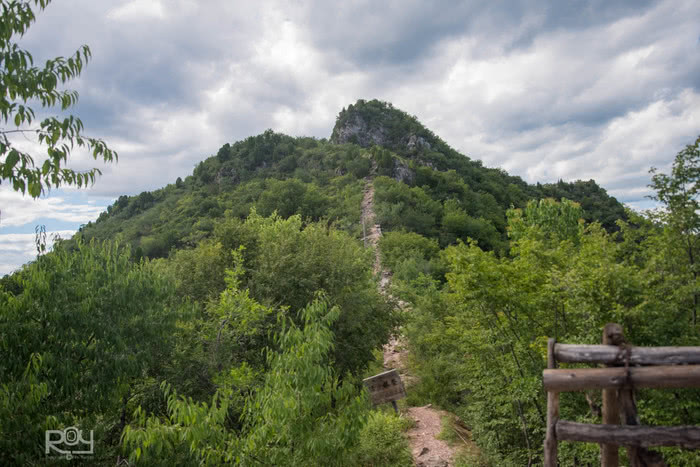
xmin=393 ymin=158 xmax=415 ymax=184
xmin=406 ymin=134 xmax=431 ymax=151
xmin=332 ymin=114 xmax=388 ymax=148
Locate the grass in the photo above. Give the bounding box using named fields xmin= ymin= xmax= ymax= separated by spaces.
xmin=437 ymin=414 xmax=490 ymax=467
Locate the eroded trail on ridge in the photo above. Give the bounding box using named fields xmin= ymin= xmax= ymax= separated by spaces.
xmin=362 ymin=169 xmax=457 ymax=467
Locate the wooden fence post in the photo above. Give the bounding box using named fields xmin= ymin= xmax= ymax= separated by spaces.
xmin=543 ymin=332 xmax=699 ymax=463
xmin=612 ymin=331 xmax=668 ymax=467
xmin=601 ymin=323 xmax=622 ymax=467
xmin=544 ymin=337 xmax=559 ymax=467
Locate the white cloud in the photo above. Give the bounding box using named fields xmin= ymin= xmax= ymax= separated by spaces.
xmin=0 ymin=230 xmax=75 ymax=276
xmin=2 ymin=0 xmax=699 ymax=274
xmin=17 ymin=0 xmax=693 ymax=206
xmin=0 ymin=187 xmax=107 ymax=227
xmin=108 ymin=0 xmax=165 ymax=21
xmin=374 ymin=0 xmax=700 ymax=205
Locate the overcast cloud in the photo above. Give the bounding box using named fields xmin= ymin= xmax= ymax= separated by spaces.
xmin=1 ymin=0 xmax=699 ymax=275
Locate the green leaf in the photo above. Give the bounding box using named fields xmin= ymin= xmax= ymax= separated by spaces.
xmin=13 ymin=178 xmax=25 ymax=193
xmin=0 ymin=3 xmax=116 ymax=196
xmin=5 ymin=150 xmax=20 ymax=169
xmin=28 ymin=181 xmax=41 ymax=198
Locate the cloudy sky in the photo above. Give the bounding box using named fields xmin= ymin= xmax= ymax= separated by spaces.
xmin=1 ymin=0 xmax=699 ymax=275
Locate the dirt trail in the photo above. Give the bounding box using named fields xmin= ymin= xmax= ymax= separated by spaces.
xmin=407 ymin=406 xmax=456 ymax=467
xmin=362 ymin=168 xmax=457 ymax=467
xmin=361 ymin=177 xmax=381 ymax=272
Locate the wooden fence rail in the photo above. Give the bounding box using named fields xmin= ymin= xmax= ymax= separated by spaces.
xmin=554 ymin=344 xmax=700 ymax=366
xmin=556 ymin=421 xmax=700 ymax=449
xmin=543 ymin=365 xmax=700 ymax=391
xmin=543 ymin=323 xmax=700 ymax=467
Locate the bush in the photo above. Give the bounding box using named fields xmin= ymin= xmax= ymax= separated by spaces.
xmin=350 ymin=411 xmax=414 ymax=466
xmin=0 ymin=240 xmax=180 ymax=464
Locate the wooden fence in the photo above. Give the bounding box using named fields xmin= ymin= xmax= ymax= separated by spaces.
xmin=543 ymin=323 xmax=700 ymax=466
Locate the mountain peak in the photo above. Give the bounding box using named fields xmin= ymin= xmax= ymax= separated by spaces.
xmin=330 ymin=99 xmax=434 ymax=155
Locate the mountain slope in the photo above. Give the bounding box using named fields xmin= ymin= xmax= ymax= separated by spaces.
xmin=2 ymin=99 xmax=642 ymax=465
xmin=75 ymin=99 xmax=626 ymax=257
xmin=333 ymin=99 xmax=626 ymax=232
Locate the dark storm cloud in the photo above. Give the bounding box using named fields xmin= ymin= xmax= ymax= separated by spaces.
xmin=19 ymin=0 xmax=256 ymax=131
xmin=299 ymin=0 xmax=659 ymax=68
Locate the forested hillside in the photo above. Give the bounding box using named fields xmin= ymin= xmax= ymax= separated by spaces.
xmin=74 ymin=99 xmax=626 ymax=258
xmin=2 ymin=99 xmax=697 ymax=466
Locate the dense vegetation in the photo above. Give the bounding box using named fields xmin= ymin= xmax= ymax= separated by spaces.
xmin=75 ymin=131 xmax=369 ymax=259
xmin=75 ymin=100 xmax=626 ymax=259
xmin=1 ymin=213 xmax=401 ymax=465
xmin=390 ymin=136 xmax=700 ymax=465
xmin=3 ymin=97 xmax=694 ymax=465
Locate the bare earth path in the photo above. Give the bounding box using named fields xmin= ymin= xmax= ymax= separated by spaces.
xmin=361 ymin=167 xmax=457 ymax=466
xmin=407 ymin=405 xmax=454 ymax=467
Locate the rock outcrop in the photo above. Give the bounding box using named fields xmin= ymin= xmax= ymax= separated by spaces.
xmin=330 ymin=110 xmax=389 ymax=148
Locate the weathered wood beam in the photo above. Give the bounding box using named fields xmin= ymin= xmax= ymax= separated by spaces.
xmin=554 ymin=343 xmax=700 ymax=366
xmin=601 ymin=323 xmax=622 ymax=467
xmin=544 ymin=338 xmax=559 ymax=467
xmin=543 ymin=365 xmax=700 ymax=392
xmin=556 ymin=421 xmax=700 ymax=449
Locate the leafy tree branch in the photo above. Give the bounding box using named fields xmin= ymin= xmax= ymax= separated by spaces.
xmin=0 ymin=0 xmax=116 ymax=198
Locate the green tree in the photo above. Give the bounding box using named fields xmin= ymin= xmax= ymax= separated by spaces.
xmin=0 ymin=0 xmax=116 ymax=197
xmin=169 ymin=239 xmax=230 ymax=304
xmin=401 ymin=194 xmax=700 ymax=465
xmin=649 ymin=135 xmax=700 ymax=324
xmin=441 ymin=198 xmax=505 ymax=251
xmin=404 ymin=199 xmax=651 ymax=465
xmin=0 ymin=240 xmax=180 ymax=464
xmin=122 ymin=299 xmax=368 ymax=466
xmin=240 ymin=211 xmax=397 ymax=376
xmin=373 ymin=176 xmax=442 ymax=237
xmin=379 ymin=230 xmax=439 ymax=272
xmin=507 ymin=197 xmax=584 ymax=245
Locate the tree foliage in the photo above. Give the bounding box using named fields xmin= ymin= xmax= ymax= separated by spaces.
xmin=122 ymin=299 xmax=368 ymax=466
xmin=649 ymin=135 xmax=700 ymax=324
xmin=74 ymin=108 xmax=626 ymax=257
xmin=0 ymin=240 xmax=180 ymax=464
xmin=401 ymin=195 xmax=700 ymax=465
xmin=2 ymin=96 xmax=653 ymax=465
xmin=211 ymin=211 xmax=398 ymax=377
xmin=0 ymin=0 xmax=116 ymax=197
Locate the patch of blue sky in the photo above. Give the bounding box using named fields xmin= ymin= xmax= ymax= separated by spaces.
xmin=0 ymin=218 xmax=82 ymax=235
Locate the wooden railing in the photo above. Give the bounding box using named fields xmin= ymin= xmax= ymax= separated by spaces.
xmin=543 ymin=323 xmax=700 ymax=466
